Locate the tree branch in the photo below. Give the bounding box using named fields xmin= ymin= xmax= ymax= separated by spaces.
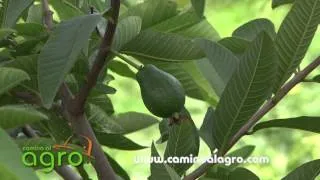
xmin=183 ymin=56 xmax=320 ymax=180
xmin=72 ymin=0 xmax=121 ymax=115
xmin=40 ymin=0 xmax=119 ymax=179
xmin=41 ymin=0 xmax=53 ymax=30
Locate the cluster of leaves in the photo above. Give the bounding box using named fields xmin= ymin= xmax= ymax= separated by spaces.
xmin=0 ymin=0 xmax=320 ymax=179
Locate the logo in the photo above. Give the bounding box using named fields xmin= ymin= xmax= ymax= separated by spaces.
xmin=22 ymin=135 xmax=94 ymax=172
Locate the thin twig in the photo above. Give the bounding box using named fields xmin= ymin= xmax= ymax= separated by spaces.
xmin=183 ymin=56 xmax=320 ymax=180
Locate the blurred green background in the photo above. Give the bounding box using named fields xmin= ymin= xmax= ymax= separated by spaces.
xmin=37 ymin=0 xmax=320 ymax=179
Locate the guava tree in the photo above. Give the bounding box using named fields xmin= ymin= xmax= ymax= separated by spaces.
xmin=0 ymin=0 xmax=320 ymax=179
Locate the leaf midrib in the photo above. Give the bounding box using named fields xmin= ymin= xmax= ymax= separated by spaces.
xmin=220 ymin=38 xmax=264 ymax=151
xmin=278 ymin=0 xmax=319 ymax=84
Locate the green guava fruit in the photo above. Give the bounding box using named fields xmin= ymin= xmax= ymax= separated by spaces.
xmin=136 ymin=64 xmax=185 ymax=118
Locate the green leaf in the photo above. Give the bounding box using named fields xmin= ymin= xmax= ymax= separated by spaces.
xmin=87 ymin=103 xmax=157 ymax=134
xmin=274 ymin=0 xmax=320 ymax=91
xmin=47 ymin=112 xmax=72 ymax=142
xmin=120 ymin=0 xmax=178 ymax=29
xmin=164 ymin=164 xmax=182 ymax=180
xmin=204 ymin=145 xmax=256 ymax=179
xmin=150 ymin=142 xmax=181 ymax=180
xmin=0 ymin=128 xmax=39 ymax=179
xmin=164 ymin=109 xmax=200 ymax=175
xmin=218 ymin=37 xmax=250 ymax=56
xmin=228 ymin=168 xmax=259 ymax=180
xmin=0 ymin=28 xmax=15 ymax=40
xmin=80 ymin=0 xmax=109 ymax=12
xmin=38 ymin=14 xmax=101 ymax=108
xmin=204 ymin=166 xmax=232 ymax=179
xmin=0 ymin=105 xmax=47 ymax=129
xmin=122 ymin=30 xmax=205 ymax=62
xmin=251 ymin=116 xmax=320 ymax=134
xmin=150 ymin=10 xmax=219 ymax=40
xmin=113 ymin=16 xmax=142 ymax=51
xmin=272 ymin=0 xmax=295 ymax=9
xmin=282 ymin=159 xmax=320 ymax=180
xmin=108 ymin=60 xmax=136 ymax=79
xmin=212 ymin=32 xmax=277 ymax=152
xmin=105 ymin=153 xmax=130 ymax=180
xmin=139 ymin=58 xmax=218 ymax=105
xmin=0 ymin=94 xmax=19 ymax=106
xmin=175 ymin=19 xmax=220 ymax=40
xmin=312 ymin=74 xmax=320 ymax=83
xmin=50 ymin=0 xmax=84 ymax=21
xmin=195 ymin=39 xmax=239 ymax=96
xmin=96 ymin=132 xmax=147 ymax=150
xmin=87 ymin=94 xmax=114 ymax=115
xmin=149 ymin=11 xmax=200 ymax=33
xmin=226 ymin=145 xmax=255 ymax=169
xmin=195 ymin=58 xmax=225 ymax=98
xmin=200 ymin=107 xmax=215 ymax=150
xmin=87 ymin=104 xmax=125 ymax=134
xmin=0 ymin=0 xmax=34 ymax=28
xmin=156 ymin=118 xmax=169 ymax=144
xmin=191 ymin=0 xmax=205 ymax=17
xmin=115 ymin=112 xmax=159 ymax=134
xmin=14 ymin=23 xmax=46 ymax=37
xmin=26 ymin=4 xmax=42 ymax=24
xmin=5 ymin=55 xmax=39 ymax=92
xmin=232 ymin=18 xmax=276 ymax=41
xmin=0 ymin=67 xmax=30 ymax=96
xmin=12 ymin=39 xmax=41 ymax=56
